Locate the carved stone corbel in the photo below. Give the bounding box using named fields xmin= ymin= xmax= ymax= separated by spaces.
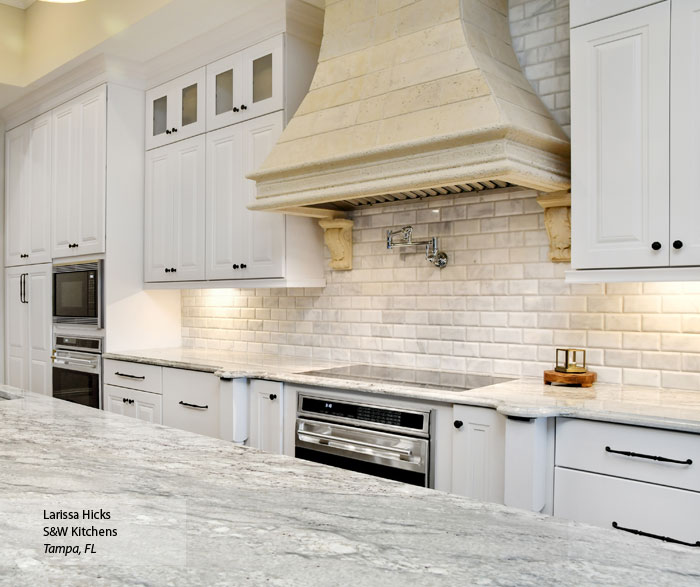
xmin=537 ymin=190 xmax=571 ymax=263
xmin=318 ymin=218 xmax=354 ymax=270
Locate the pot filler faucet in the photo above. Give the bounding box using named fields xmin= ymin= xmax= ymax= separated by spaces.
xmin=386 ymin=226 xmax=448 ymax=268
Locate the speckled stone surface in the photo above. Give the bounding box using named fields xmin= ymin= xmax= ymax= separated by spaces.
xmin=105 ymin=348 xmax=700 ymax=433
xmin=1 ymin=386 xmax=699 ymax=586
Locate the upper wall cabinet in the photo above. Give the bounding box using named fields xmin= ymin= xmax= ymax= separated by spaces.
xmin=146 ymin=68 xmax=206 ymax=150
xmin=5 ymin=113 xmax=52 ymax=267
xmin=206 ymin=35 xmax=284 ymax=132
xmin=52 ymin=85 xmax=107 ymax=259
xmin=571 ymin=0 xmax=700 ymax=276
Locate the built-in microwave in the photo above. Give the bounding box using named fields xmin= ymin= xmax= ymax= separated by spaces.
xmin=53 ymin=261 xmax=103 ymax=328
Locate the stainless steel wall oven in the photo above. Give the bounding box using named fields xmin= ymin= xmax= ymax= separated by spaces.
xmin=295 ymin=394 xmax=431 ymax=487
xmin=52 ymin=335 xmax=103 ymax=409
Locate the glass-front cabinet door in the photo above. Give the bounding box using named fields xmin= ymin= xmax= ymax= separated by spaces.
xmin=206 ymin=53 xmax=244 ymax=131
xmin=241 ymin=35 xmax=284 ymax=121
xmin=146 ymin=68 xmax=206 ymax=150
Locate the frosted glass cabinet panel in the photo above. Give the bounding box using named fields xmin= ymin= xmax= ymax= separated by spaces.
xmin=146 ymin=68 xmax=206 ymax=150
xmin=206 ymin=35 xmax=284 ymax=131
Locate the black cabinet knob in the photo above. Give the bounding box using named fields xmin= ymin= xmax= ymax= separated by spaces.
xmin=232 ymin=264 xmax=239 ymax=269
xmin=122 ymin=398 xmax=128 ymax=403
xmin=454 ymin=420 xmax=464 ymax=429
xmin=165 ymin=268 xmax=171 ymax=273
xmin=651 ymin=241 xmax=662 ymax=251
xmin=240 ymin=104 xmax=247 ymax=110
xmin=171 ymin=127 xmax=178 ymax=133
xmin=171 ymin=267 xmax=177 ymax=273
xmin=240 ymin=263 xmax=247 ymax=269
xmin=269 ymin=393 xmax=277 ymax=401
xmin=233 ymin=107 xmax=239 ymax=112
xmin=165 ymin=129 xmax=171 ymax=135
xmin=673 ymin=240 xmax=684 ymax=250
xmin=129 ymin=399 xmax=134 ymax=405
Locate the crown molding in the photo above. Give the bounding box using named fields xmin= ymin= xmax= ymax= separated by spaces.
xmin=0 ymin=0 xmax=36 ymax=9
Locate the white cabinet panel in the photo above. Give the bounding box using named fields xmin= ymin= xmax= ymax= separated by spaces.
xmin=670 ymin=0 xmax=700 ymax=266
xmin=146 ymin=68 xmax=206 ymax=150
xmin=554 ymin=467 xmax=700 ymax=546
xmin=241 ymin=112 xmax=285 ymax=279
xmin=144 ymin=135 xmax=206 ymax=282
xmin=103 ymin=384 xmax=163 ymax=424
xmin=162 ymin=368 xmax=220 ymax=438
xmin=104 ymin=384 xmax=130 ymax=417
xmin=249 ymin=380 xmax=284 ymax=453
xmin=571 ymin=2 xmax=670 ymax=269
xmin=451 ymin=405 xmax=505 ymax=503
xmin=103 ymin=359 xmax=163 ymax=394
xmin=5 ymin=114 xmax=52 ymax=266
xmin=51 ymin=85 xmax=106 ymax=258
xmin=4 ymin=264 xmax=51 ymax=395
xmin=570 ymin=0 xmax=665 ymax=28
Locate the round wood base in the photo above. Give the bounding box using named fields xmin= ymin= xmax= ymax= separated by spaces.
xmin=544 ymin=370 xmax=597 ymax=388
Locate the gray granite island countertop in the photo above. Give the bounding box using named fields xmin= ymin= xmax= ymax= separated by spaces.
xmin=104 ymin=348 xmax=700 ymax=433
xmin=1 ymin=385 xmax=699 ymax=587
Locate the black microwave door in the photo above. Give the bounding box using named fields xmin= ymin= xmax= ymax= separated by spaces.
xmin=54 ymin=270 xmax=98 ymax=318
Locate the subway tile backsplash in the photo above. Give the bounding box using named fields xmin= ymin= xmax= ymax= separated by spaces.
xmin=182 ymin=190 xmax=700 ymax=390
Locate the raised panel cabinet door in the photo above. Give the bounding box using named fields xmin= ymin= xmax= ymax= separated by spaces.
xmin=172 ymin=135 xmax=206 ymax=281
xmin=26 ymin=114 xmax=53 ymax=264
xmin=26 ymin=264 xmax=52 ymax=396
xmin=451 ymin=405 xmax=505 ymax=503
xmin=571 ymin=2 xmax=670 ymax=269
xmin=4 ymin=267 xmax=28 ymax=390
xmin=144 ymin=145 xmax=174 ymax=282
xmin=248 ymin=380 xmax=283 ymax=453
xmin=5 ymin=124 xmax=28 ymax=267
xmin=205 ymin=125 xmax=247 ymax=280
xmin=103 ymin=384 xmax=133 ymax=417
xmin=130 ymin=388 xmax=163 ymax=425
xmin=240 ymin=35 xmax=284 ymax=121
xmin=206 ymin=52 xmax=244 ymax=131
xmin=240 ymin=112 xmax=285 ymax=279
xmin=670 ymin=0 xmax=700 ymax=266
xmin=51 ymin=99 xmax=77 ymax=258
xmin=73 ymin=86 xmax=106 ymax=256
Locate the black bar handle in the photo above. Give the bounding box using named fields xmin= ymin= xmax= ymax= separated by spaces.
xmin=605 ymin=446 xmax=692 ymax=465
xmin=115 ymin=372 xmax=145 ymax=380
xmin=179 ymin=401 xmax=208 ymax=409
xmin=612 ymin=522 xmax=700 ymax=547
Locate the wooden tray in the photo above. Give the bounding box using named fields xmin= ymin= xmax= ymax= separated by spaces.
xmin=544 ymin=370 xmax=597 ymax=388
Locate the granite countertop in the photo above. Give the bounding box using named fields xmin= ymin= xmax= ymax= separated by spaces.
xmin=105 ymin=348 xmax=700 ymax=433
xmin=1 ymin=386 xmax=699 ymax=586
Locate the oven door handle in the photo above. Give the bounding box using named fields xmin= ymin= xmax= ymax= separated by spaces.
xmin=297 ymin=429 xmax=413 ymax=456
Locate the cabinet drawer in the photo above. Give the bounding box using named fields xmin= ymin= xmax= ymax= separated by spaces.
xmin=162 ymin=368 xmax=220 ymax=438
xmin=554 ymin=467 xmax=700 ymax=546
xmin=104 ymin=359 xmax=162 ymax=395
xmin=556 ymin=418 xmax=700 ymax=491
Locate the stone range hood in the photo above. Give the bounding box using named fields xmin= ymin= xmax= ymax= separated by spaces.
xmin=248 ymin=0 xmax=571 ymax=218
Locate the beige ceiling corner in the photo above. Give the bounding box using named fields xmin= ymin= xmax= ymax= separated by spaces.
xmin=249 ymin=0 xmax=571 ymax=213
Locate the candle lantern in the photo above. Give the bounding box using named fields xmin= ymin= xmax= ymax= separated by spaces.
xmin=555 ymin=348 xmax=587 ymax=373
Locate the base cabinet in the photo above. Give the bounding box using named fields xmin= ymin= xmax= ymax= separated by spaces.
xmin=248 ymin=380 xmax=284 ymax=453
xmin=451 ymin=405 xmax=505 ymax=503
xmin=104 ymin=384 xmax=163 ymax=424
xmin=162 ymin=367 xmax=220 ymax=438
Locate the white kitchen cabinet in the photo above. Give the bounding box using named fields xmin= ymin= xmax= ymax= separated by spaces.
xmin=571 ymin=2 xmax=670 ymax=270
xmin=670 ymin=0 xmax=700 ymax=266
xmin=4 ymin=264 xmax=52 ymax=395
xmin=553 ymin=418 xmax=700 ymax=546
xmin=248 ymin=380 xmax=284 ymax=453
xmin=162 ymin=367 xmax=220 ymax=438
xmin=104 ymin=384 xmax=163 ymax=425
xmin=146 ymin=68 xmax=206 ymax=150
xmin=206 ymin=35 xmax=284 ymax=132
xmin=451 ymin=405 xmax=505 ymax=503
xmin=145 ymin=135 xmax=206 ymax=282
xmin=5 ymin=113 xmax=52 ymax=267
xmin=52 ymin=85 xmax=106 ymax=259
xmin=205 ymin=112 xmax=285 ymax=280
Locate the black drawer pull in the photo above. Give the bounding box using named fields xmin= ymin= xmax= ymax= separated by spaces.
xmin=605 ymin=446 xmax=692 ymax=465
xmin=115 ymin=372 xmax=145 ymax=380
xmin=612 ymin=522 xmax=700 ymax=547
xmin=179 ymin=400 xmax=208 ymax=410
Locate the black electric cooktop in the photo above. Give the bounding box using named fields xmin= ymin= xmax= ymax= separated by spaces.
xmin=300 ymin=365 xmax=513 ymax=392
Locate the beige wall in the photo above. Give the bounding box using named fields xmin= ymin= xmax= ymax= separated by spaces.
xmin=0 ymin=0 xmax=172 ymax=87
xmin=0 ymin=5 xmax=24 ymax=85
